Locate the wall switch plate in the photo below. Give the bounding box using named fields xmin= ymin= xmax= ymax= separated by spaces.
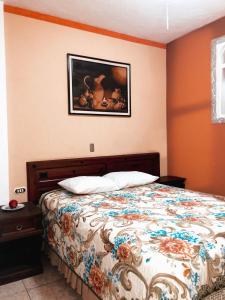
xmin=14 ymin=187 xmax=26 ymax=194
xmin=90 ymin=143 xmax=95 ymax=152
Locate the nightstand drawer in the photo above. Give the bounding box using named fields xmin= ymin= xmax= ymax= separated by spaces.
xmin=0 ymin=217 xmax=42 ymax=241
xmin=1 ymin=218 xmax=35 ymax=234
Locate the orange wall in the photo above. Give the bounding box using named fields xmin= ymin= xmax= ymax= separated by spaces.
xmin=167 ymin=17 xmax=225 ymax=196
xmin=5 ymin=13 xmax=167 ymax=202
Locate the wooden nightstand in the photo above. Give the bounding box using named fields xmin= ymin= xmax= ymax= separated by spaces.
xmin=156 ymin=176 xmax=186 ymax=188
xmin=0 ymin=202 xmax=43 ymax=285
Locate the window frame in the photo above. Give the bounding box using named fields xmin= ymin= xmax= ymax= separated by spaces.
xmin=212 ymin=35 xmax=225 ymax=123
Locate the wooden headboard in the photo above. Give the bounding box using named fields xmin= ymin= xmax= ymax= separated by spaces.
xmin=27 ymin=152 xmax=160 ymax=204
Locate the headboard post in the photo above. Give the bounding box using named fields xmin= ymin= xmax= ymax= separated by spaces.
xmin=27 ymin=152 xmax=160 ymax=204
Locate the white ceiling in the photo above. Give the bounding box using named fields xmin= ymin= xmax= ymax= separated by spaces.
xmin=4 ymin=0 xmax=225 ymax=43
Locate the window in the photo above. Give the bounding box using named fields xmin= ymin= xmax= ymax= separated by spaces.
xmin=212 ymin=36 xmax=225 ymax=123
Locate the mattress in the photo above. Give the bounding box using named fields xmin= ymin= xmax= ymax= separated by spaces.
xmin=40 ymin=183 xmax=225 ymax=300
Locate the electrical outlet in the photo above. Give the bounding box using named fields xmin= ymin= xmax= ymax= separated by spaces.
xmin=90 ymin=143 xmax=95 ymax=152
xmin=14 ymin=187 xmax=26 ymax=194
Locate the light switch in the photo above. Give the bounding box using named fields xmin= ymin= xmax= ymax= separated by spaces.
xmin=14 ymin=187 xmax=26 ymax=194
xmin=90 ymin=143 xmax=95 ymax=152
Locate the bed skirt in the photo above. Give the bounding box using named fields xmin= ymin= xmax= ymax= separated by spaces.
xmin=47 ymin=248 xmax=99 ymax=300
xmin=47 ymin=247 xmax=225 ymax=300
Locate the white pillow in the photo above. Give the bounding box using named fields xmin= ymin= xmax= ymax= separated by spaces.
xmin=103 ymin=171 xmax=159 ymax=189
xmin=58 ymin=176 xmax=119 ymax=194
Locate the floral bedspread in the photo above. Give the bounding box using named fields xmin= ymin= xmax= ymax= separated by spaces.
xmin=40 ymin=184 xmax=225 ymax=300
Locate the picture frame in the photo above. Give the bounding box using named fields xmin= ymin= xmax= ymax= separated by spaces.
xmin=67 ymin=54 xmax=131 ymax=117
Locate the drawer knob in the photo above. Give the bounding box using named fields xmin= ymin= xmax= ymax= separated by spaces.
xmin=16 ymin=224 xmax=23 ymax=231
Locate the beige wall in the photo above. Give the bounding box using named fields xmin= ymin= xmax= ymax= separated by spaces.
xmin=5 ymin=13 xmax=167 ymax=202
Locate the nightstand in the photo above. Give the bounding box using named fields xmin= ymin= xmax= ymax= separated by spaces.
xmin=156 ymin=176 xmax=186 ymax=188
xmin=0 ymin=202 xmax=43 ymax=285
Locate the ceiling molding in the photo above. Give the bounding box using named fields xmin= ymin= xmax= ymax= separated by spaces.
xmin=4 ymin=5 xmax=166 ymax=49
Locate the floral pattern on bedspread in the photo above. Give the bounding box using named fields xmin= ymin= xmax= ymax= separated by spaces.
xmin=40 ymin=184 xmax=225 ymax=300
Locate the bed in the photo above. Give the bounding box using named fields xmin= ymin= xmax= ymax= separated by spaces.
xmin=26 ymin=153 xmax=225 ymax=300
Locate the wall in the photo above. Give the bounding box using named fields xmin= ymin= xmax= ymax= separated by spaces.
xmin=167 ymin=16 xmax=225 ymax=196
xmin=0 ymin=2 xmax=9 ymax=205
xmin=5 ymin=13 xmax=167 ymax=202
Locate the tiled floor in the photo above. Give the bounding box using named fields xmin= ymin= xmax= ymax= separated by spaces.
xmin=0 ymin=257 xmax=82 ymax=300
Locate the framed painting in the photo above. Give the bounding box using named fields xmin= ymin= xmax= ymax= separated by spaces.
xmin=67 ymin=54 xmax=131 ymax=116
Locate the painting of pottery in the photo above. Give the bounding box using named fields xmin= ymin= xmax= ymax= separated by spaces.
xmin=67 ymin=54 xmax=131 ymax=116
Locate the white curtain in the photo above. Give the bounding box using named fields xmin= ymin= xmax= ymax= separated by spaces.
xmin=0 ymin=0 xmax=9 ymax=205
